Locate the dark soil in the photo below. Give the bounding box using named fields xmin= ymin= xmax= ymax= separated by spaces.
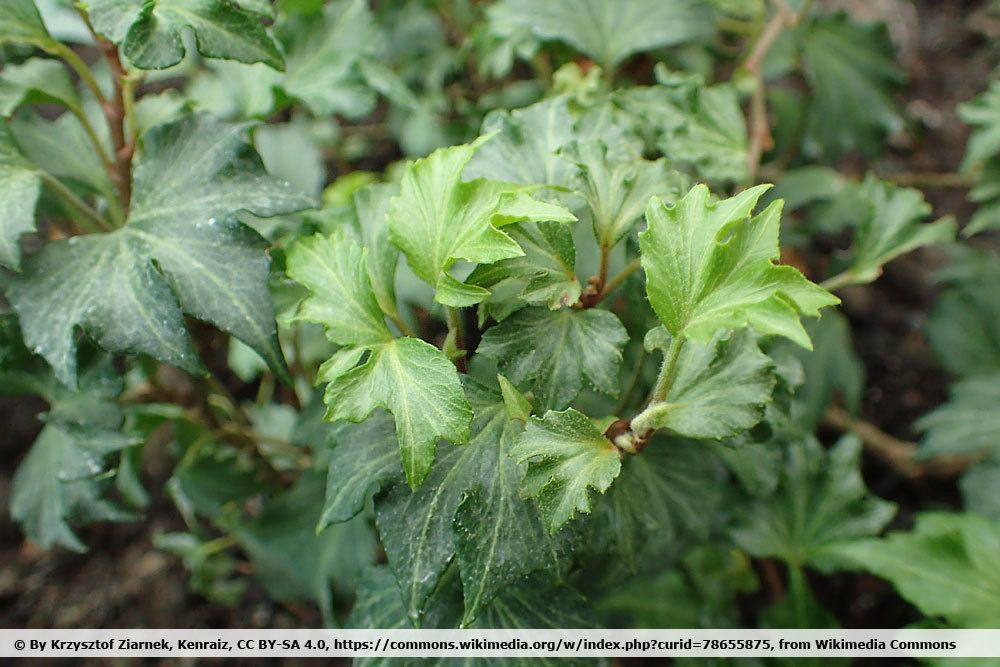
xmin=0 ymin=0 xmax=994 ymax=656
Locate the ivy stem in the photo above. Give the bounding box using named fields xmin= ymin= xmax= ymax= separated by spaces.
xmin=39 ymin=171 xmax=113 ymax=233
xmin=445 ymin=306 xmax=467 ymax=372
xmin=577 ymin=257 xmax=642 ymax=309
xmin=98 ymin=37 xmax=134 ymax=214
xmin=818 ymin=271 xmax=854 ymax=292
xmin=50 ymin=42 xmax=108 ymax=107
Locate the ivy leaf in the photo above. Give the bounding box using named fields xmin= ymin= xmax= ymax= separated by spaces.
xmin=478 ymin=306 xmax=628 ymax=411
xmin=388 ymin=136 xmax=576 ymax=306
xmin=631 ymin=328 xmax=775 ymax=439
xmin=732 ymin=434 xmax=896 ymax=570
xmin=959 ymin=81 xmax=1000 ymax=170
xmin=0 ymin=0 xmax=56 ymax=47
xmin=0 ymin=124 xmax=42 ymax=269
xmin=961 ymin=457 xmax=1000 ymax=522
xmin=6 ymin=115 xmax=313 ymax=387
xmin=639 ymin=184 xmax=838 ymax=349
xmin=561 ymin=140 xmax=688 ymax=248
xmin=352 ymin=183 xmax=401 ymax=322
xmin=7 ymin=357 xmax=140 ymax=552
xmin=487 ymin=0 xmax=713 ymax=72
xmin=375 ymin=380 xmax=577 ymax=626
xmin=468 ymin=222 xmax=582 ymax=316
xmin=926 ymin=277 xmax=1000 ymax=377
xmin=84 ymin=0 xmax=284 ymax=70
xmin=279 ymin=0 xmax=380 ymax=117
xmin=799 ymin=13 xmax=905 ymax=159
xmin=824 ymin=177 xmax=955 ymax=288
xmin=619 ymin=69 xmax=748 ymax=183
xmin=833 ymin=512 xmax=1000 ymax=628
xmin=917 ymin=373 xmax=1000 ymax=458
xmin=0 ymin=58 xmax=80 ymax=117
xmin=512 ymin=408 xmax=623 ymax=532
xmin=465 ymin=96 xmax=633 ymax=189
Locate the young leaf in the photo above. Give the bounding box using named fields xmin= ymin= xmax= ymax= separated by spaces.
xmin=353 ymin=183 xmax=401 ymax=321
xmin=833 ymin=512 xmax=1000 ymax=628
xmin=285 ymin=231 xmax=472 ymax=488
xmin=512 ymin=408 xmax=623 ymax=532
xmin=732 ymin=435 xmax=896 ymax=570
xmin=631 ymin=328 xmax=775 ymax=439
xmin=84 ymin=0 xmax=285 ymax=70
xmin=561 ymin=140 xmax=688 ymax=248
xmin=387 ymin=137 xmax=576 ymax=306
xmin=0 ymin=124 xmax=41 ymax=269
xmin=917 ymin=373 xmax=1000 ymax=458
xmin=799 ymin=13 xmax=905 ymax=159
xmin=487 ymin=0 xmax=713 ymax=72
xmin=375 ymin=381 xmax=577 ymax=626
xmin=639 ymin=184 xmax=838 ymax=349
xmin=0 ymin=58 xmax=81 ymax=117
xmin=478 ymin=306 xmax=629 ymax=411
xmin=824 ymin=177 xmax=956 ymax=289
xmin=619 ymin=70 xmax=748 ymax=183
xmin=7 ymin=115 xmax=313 ymax=387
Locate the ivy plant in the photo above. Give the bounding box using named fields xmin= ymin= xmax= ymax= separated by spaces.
xmin=2 ymin=0 xmax=995 ymax=641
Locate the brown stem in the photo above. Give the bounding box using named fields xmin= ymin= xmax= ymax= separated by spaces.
xmin=97 ymin=38 xmax=134 ymax=214
xmin=822 ymin=405 xmax=975 ymax=479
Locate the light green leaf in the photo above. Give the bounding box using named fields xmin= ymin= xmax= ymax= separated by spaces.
xmin=465 ymin=96 xmax=633 ymax=189
xmin=279 ymin=0 xmax=380 ymax=117
xmin=0 ymin=58 xmax=80 ymax=117
xmin=832 ymin=512 xmax=1000 ymax=628
xmin=388 ymin=137 xmax=576 ymax=306
xmin=619 ymin=69 xmax=748 ymax=183
xmin=487 ymin=0 xmax=713 ymax=72
xmin=0 ymin=0 xmax=56 ymax=47
xmin=959 ymin=81 xmax=1000 ymax=170
xmin=375 ymin=380 xmax=576 ymax=625
xmin=632 ymin=328 xmax=775 ymax=439
xmin=353 ymin=183 xmax=400 ymax=319
xmin=478 ymin=306 xmax=628 ymax=411
xmin=799 ymin=13 xmax=905 ymax=159
xmin=325 ymin=337 xmax=471 ymax=489
xmin=639 ymin=184 xmax=838 ymax=348
xmin=917 ymin=373 xmax=1000 ymax=458
xmin=468 ymin=222 xmax=582 ymax=315
xmin=0 ymin=124 xmax=41 ymax=269
xmin=512 ymin=408 xmax=623 ymax=532
xmin=824 ymin=177 xmax=955 ymax=288
xmin=732 ymin=434 xmax=896 ymax=570
xmin=84 ymin=0 xmax=284 ymax=70
xmin=562 ymin=140 xmax=688 ymax=247
xmin=7 ymin=115 xmax=313 ymax=387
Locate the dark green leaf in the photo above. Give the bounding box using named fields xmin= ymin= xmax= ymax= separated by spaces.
xmin=0 ymin=123 xmax=41 ymax=269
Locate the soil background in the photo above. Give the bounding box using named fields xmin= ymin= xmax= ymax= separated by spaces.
xmin=0 ymin=0 xmax=996 ymax=663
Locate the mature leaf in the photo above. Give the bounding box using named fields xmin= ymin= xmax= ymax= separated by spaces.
xmin=465 ymin=96 xmax=633 ymax=189
xmin=279 ymin=0 xmax=380 ymax=117
xmin=632 ymin=328 xmax=775 ymax=439
xmin=232 ymin=471 xmax=377 ymax=626
xmin=562 ymin=140 xmax=688 ymax=247
xmin=639 ymin=184 xmax=838 ymax=348
xmin=927 ymin=280 xmax=1000 ymax=378
xmin=6 ymin=115 xmax=312 ymax=387
xmin=619 ymin=69 xmax=748 ymax=183
xmin=7 ymin=358 xmax=139 ymax=552
xmin=487 ymin=0 xmax=713 ymax=71
xmin=595 ymin=438 xmax=727 ymax=575
xmin=917 ymin=374 xmax=1000 ymax=458
xmin=732 ymin=435 xmax=896 ymax=569
xmin=388 ymin=137 xmax=575 ymax=306
xmin=961 ymin=457 xmax=1000 ymax=522
xmin=84 ymin=0 xmax=284 ymax=70
xmin=0 ymin=124 xmax=41 ymax=269
xmin=833 ymin=512 xmax=1000 ymax=628
xmin=0 ymin=58 xmax=80 ymax=117
xmin=0 ymin=0 xmax=56 ymax=47
xmin=375 ymin=380 xmax=576 ymax=625
xmin=959 ymin=81 xmax=1000 ymax=170
xmin=799 ymin=14 xmax=905 ymax=159
xmin=825 ymin=177 xmax=955 ymax=288
xmin=512 ymin=408 xmax=622 ymax=532
xmin=318 ymin=412 xmax=401 ymax=530
xmin=468 ymin=221 xmax=582 ymax=315
xmin=478 ymin=306 xmax=628 ymax=411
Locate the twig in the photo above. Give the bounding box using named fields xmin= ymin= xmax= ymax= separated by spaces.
xmin=823 ymin=405 xmax=975 ymax=479
xmin=576 ymin=257 xmax=642 ymax=309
